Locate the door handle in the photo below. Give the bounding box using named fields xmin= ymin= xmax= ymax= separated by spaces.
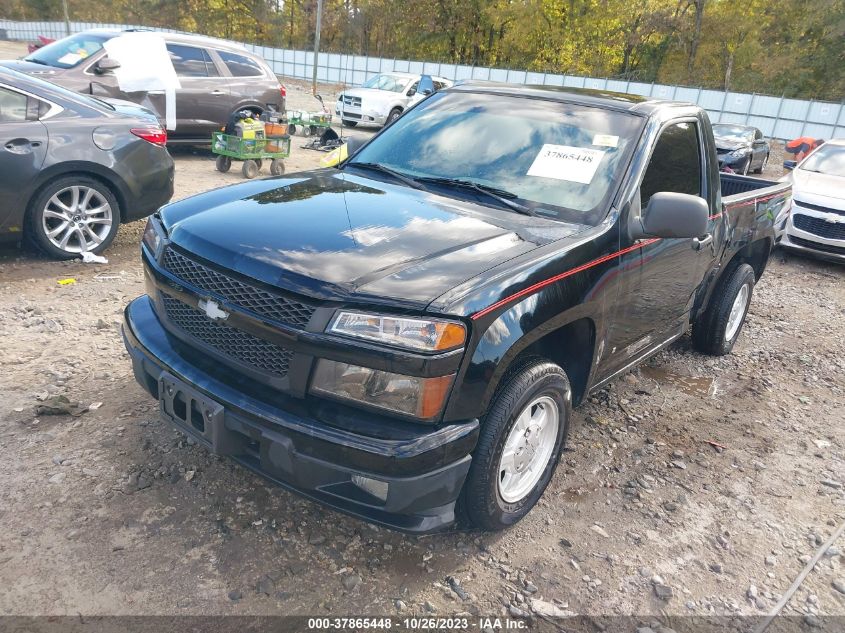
xmin=210 ymin=90 xmax=225 ymax=96
xmin=692 ymin=234 xmax=713 ymax=251
xmin=4 ymin=139 xmax=39 ymax=153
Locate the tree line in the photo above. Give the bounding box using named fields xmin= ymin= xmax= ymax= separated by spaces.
xmin=2 ymin=0 xmax=843 ymax=100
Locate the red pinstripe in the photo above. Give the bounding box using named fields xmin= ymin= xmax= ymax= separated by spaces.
xmin=469 ymin=202 xmax=735 ymax=321
xmin=470 ymin=238 xmax=661 ymax=320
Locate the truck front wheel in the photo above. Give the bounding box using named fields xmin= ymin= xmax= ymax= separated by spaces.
xmin=692 ymin=263 xmax=755 ymax=356
xmin=460 ymin=359 xmax=571 ymax=530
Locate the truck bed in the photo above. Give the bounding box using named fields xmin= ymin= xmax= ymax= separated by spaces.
xmin=721 ymin=173 xmax=790 ymax=207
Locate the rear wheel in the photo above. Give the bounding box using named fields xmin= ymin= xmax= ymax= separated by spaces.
xmin=692 ymin=263 xmax=756 ymax=356
xmin=460 ymin=359 xmax=570 ymax=530
xmin=270 ymin=159 xmax=285 ymax=176
xmin=288 ymin=124 xmax=297 ymax=135
xmin=28 ymin=176 xmax=120 ymax=259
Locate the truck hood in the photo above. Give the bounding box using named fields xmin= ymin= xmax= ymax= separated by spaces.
xmin=792 ymin=169 xmax=845 ymax=208
xmin=160 ymin=170 xmax=587 ymax=309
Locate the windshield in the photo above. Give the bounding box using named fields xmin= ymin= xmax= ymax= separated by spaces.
xmin=24 ymin=33 xmax=108 ymax=69
xmin=713 ymin=125 xmax=755 ymax=143
xmin=362 ymin=74 xmax=410 ymax=93
xmin=799 ymin=143 xmax=845 ymax=177
xmin=347 ymin=91 xmax=644 ymax=224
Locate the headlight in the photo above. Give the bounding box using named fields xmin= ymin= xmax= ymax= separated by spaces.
xmin=310 ymin=359 xmax=454 ymax=419
xmin=142 ymin=216 xmax=164 ymax=256
xmin=328 ymin=311 xmax=466 ymax=352
xmin=729 ymin=149 xmax=747 ymax=158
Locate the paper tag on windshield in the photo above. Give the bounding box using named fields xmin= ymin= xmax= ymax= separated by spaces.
xmin=527 ymin=144 xmax=606 ymax=184
xmin=592 ymin=134 xmax=619 ymax=148
xmin=57 ymin=53 xmax=82 ymax=65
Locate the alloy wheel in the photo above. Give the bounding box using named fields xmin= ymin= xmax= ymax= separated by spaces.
xmin=497 ymin=395 xmax=560 ymax=503
xmin=41 ymin=185 xmax=113 ymax=254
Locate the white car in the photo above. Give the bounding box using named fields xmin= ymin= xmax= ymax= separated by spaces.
xmin=335 ymin=72 xmax=452 ymax=128
xmin=779 ymin=139 xmax=845 ymax=263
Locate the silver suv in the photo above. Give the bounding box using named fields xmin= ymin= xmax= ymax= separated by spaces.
xmin=0 ymin=29 xmax=286 ymax=142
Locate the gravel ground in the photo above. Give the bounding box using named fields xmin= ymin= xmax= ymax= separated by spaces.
xmin=0 ymin=40 xmax=843 ymax=629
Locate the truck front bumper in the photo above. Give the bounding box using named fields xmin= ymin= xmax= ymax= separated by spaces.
xmin=122 ymin=295 xmax=477 ymax=533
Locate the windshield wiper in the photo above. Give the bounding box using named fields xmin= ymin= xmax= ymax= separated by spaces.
xmin=346 ymin=162 xmax=426 ymax=190
xmin=418 ymin=177 xmax=534 ymax=216
xmin=24 ymin=58 xmax=50 ymax=66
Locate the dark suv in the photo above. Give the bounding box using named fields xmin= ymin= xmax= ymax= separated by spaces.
xmin=0 ymin=29 xmax=286 ymax=143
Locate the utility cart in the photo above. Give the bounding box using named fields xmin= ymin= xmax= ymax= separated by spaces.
xmin=286 ymin=110 xmax=333 ymax=137
xmin=211 ymin=132 xmax=291 ymax=179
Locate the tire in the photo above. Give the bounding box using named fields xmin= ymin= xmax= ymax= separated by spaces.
xmin=754 ymin=153 xmax=769 ymax=174
xmin=692 ymin=263 xmax=756 ymax=356
xmin=386 ymin=108 xmax=402 ymax=125
xmin=254 ymin=158 xmax=263 ymax=171
xmin=309 ymin=125 xmax=318 ymax=136
xmin=342 ymin=119 xmax=358 ymax=128
xmin=288 ymin=124 xmax=297 ymax=135
xmin=270 ymin=159 xmax=285 ymax=176
xmin=740 ymin=157 xmax=751 ymax=175
xmin=27 ymin=175 xmax=120 ymax=260
xmin=215 ymin=155 xmax=232 ymax=173
xmin=460 ymin=359 xmax=571 ymax=531
xmin=242 ymin=159 xmax=259 ymax=179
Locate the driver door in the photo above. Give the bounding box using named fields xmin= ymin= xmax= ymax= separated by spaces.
xmin=602 ymin=119 xmax=713 ymax=376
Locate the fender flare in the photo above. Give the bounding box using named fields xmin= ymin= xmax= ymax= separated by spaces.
xmin=463 ymin=298 xmax=601 ymax=416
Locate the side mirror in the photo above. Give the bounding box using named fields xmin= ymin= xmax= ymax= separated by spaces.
xmin=632 ymin=192 xmax=709 ymax=239
xmin=345 ymin=136 xmax=366 ymax=154
xmin=407 ymin=88 xmax=416 ymax=97
xmin=94 ymin=57 xmax=120 ymax=74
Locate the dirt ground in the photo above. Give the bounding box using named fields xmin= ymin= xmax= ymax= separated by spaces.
xmin=1 ymin=40 xmax=844 ymax=630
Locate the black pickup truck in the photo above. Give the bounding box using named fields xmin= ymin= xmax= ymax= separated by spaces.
xmin=123 ymin=84 xmax=791 ymax=533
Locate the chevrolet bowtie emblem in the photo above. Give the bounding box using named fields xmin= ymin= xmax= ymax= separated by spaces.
xmin=198 ymin=298 xmax=229 ymax=321
xmin=823 ymin=214 xmax=844 ymax=224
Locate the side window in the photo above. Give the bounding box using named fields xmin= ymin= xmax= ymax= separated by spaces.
xmin=218 ymin=50 xmax=264 ymax=77
xmin=433 ymin=81 xmax=446 ymax=91
xmin=407 ymin=81 xmax=419 ymax=96
xmin=640 ymin=121 xmax=702 ymax=208
xmin=0 ymin=87 xmax=29 ymax=123
xmin=167 ymin=44 xmax=210 ymax=77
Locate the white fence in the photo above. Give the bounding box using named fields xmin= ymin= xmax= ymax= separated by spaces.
xmin=3 ymin=19 xmax=844 ymax=141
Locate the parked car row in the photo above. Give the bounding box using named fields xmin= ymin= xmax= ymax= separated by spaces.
xmin=1 ymin=29 xmax=287 ymax=143
xmin=3 ymin=29 xmax=843 ymax=270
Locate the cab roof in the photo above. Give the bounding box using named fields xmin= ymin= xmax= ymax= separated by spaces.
xmin=447 ymin=82 xmax=695 ymax=116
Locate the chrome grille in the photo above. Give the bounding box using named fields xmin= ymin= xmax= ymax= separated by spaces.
xmin=162 ymin=295 xmax=293 ymax=377
xmin=342 ymin=95 xmax=361 ymax=107
xmin=162 ymin=248 xmax=315 ymax=328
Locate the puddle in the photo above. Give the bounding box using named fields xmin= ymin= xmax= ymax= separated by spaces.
xmin=639 ymin=366 xmax=717 ymax=397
